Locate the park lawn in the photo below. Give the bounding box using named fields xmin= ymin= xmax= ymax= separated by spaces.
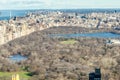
xmin=60 ymin=39 xmax=78 ymax=44
xmin=0 ymin=71 xmax=31 ymax=79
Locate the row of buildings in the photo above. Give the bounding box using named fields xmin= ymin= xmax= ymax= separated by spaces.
xmin=0 ymin=11 xmax=120 ymax=45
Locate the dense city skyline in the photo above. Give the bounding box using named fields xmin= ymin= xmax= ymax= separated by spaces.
xmin=0 ymin=0 xmax=120 ymax=10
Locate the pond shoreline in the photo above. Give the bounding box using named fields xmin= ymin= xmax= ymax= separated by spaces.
xmin=9 ymin=54 xmax=27 ymax=62
xmin=0 ymin=26 xmax=120 ymax=80
xmin=49 ymin=32 xmax=120 ymax=38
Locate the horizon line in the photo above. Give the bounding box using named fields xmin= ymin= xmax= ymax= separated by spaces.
xmin=1 ymin=8 xmax=120 ymax=10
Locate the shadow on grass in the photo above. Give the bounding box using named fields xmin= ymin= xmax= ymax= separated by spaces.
xmin=25 ymin=72 xmax=34 ymax=76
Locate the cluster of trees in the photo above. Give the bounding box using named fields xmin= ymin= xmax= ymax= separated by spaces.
xmin=0 ymin=26 xmax=119 ymax=80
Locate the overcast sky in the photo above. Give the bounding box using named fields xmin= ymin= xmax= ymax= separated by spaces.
xmin=0 ymin=0 xmax=120 ymax=10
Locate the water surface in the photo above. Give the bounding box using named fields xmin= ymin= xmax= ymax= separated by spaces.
xmin=50 ymin=32 xmax=120 ymax=38
xmin=0 ymin=9 xmax=120 ymax=20
xmin=9 ymin=54 xmax=27 ymax=62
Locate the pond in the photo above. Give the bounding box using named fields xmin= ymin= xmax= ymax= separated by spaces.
xmin=49 ymin=32 xmax=120 ymax=38
xmin=9 ymin=54 xmax=27 ymax=62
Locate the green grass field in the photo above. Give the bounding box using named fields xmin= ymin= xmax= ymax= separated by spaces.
xmin=0 ymin=71 xmax=31 ymax=79
xmin=60 ymin=39 xmax=78 ymax=44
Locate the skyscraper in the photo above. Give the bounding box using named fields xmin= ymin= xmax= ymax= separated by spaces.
xmin=89 ymin=68 xmax=101 ymax=80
